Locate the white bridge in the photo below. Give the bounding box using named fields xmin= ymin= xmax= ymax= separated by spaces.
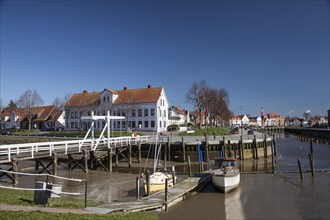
xmin=0 ymin=111 xmax=149 ymax=163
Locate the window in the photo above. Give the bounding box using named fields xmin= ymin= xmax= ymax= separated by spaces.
xmin=144 ymin=109 xmax=148 ymax=117
xmin=71 ymin=112 xmax=74 ymax=118
xmin=151 ymin=109 xmax=155 ymax=116
xmin=138 ymin=121 xmax=142 ymax=129
xmin=103 ymin=97 xmax=106 ymax=102
xmin=71 ymin=122 xmax=74 ymax=128
xmin=132 ymin=109 xmax=136 ymax=117
xmin=151 ymin=121 xmax=155 ymax=128
xmin=159 ymin=121 xmax=162 ymax=128
xmin=122 ymin=121 xmax=126 ymax=128
xmin=144 ymin=121 xmax=149 ymax=128
xmin=132 ymin=121 xmax=136 ymax=128
xmin=164 ymin=110 xmax=166 ymax=117
xmin=138 ymin=109 xmax=142 ymax=117
xmin=117 ymin=121 xmax=120 ymax=128
xmin=159 ymin=109 xmax=162 ymax=117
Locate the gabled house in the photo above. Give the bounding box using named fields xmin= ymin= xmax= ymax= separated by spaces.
xmin=64 ymin=85 xmax=169 ymax=132
xmin=1 ymin=106 xmax=65 ymax=130
xmin=168 ymin=106 xmax=189 ymax=126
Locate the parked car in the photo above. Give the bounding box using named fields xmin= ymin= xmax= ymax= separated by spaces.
xmin=231 ymin=128 xmax=239 ymax=134
xmin=247 ymin=129 xmax=254 ymax=135
xmin=0 ymin=130 xmax=11 ymax=135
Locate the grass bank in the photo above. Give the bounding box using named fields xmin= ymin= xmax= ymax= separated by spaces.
xmin=178 ymin=127 xmax=230 ymax=136
xmin=0 ymin=188 xmax=159 ymax=219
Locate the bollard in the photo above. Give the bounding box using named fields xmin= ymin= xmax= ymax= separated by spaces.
xmin=188 ymin=155 xmax=192 ymax=177
xmin=171 ymin=166 xmax=176 ymax=185
xmin=309 ymin=153 xmax=315 ymax=177
xmin=297 ymin=158 xmax=304 ymax=180
xmin=165 ymin=178 xmax=168 ymax=212
xmin=146 ymin=170 xmax=150 ymax=196
xmin=136 ymin=176 xmax=140 ymax=200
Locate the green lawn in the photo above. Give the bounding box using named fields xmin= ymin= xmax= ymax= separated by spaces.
xmin=0 ymin=188 xmax=159 ymax=220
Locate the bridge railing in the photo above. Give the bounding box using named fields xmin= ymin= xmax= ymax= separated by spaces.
xmin=0 ymin=136 xmax=150 ymax=163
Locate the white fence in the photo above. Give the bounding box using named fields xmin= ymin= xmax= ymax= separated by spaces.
xmin=0 ymin=136 xmax=149 ymax=163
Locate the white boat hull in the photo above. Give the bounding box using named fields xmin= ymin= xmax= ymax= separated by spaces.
xmin=144 ymin=172 xmax=175 ymax=193
xmin=212 ymin=172 xmax=240 ymax=193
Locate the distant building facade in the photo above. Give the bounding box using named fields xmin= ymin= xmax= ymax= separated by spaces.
xmin=1 ymin=106 xmax=64 ymax=130
xmin=64 ymin=85 xmax=169 ymax=133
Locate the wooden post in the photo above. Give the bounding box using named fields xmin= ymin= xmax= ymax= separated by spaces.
xmin=138 ymin=142 xmax=142 ymax=164
xmin=171 ymin=165 xmax=176 ymax=185
xmin=228 ymin=140 xmax=231 ymax=158
xmin=309 ymin=153 xmax=315 ymax=177
xmin=206 ymin=142 xmax=210 ymax=170
xmin=146 ymin=170 xmax=150 ymax=196
xmin=35 ymin=159 xmax=39 ymax=174
xmin=222 ymin=137 xmax=226 ymax=157
xmin=187 ymin=155 xmax=192 ymax=177
xmin=83 ymin=149 xmax=88 ymax=173
xmin=309 ymin=140 xmax=314 ymax=176
xmin=129 ymin=143 xmax=132 ymax=168
xmin=52 ymin=153 xmax=58 ymax=176
xmin=165 ymin=178 xmax=168 ymax=212
xmin=136 ymin=176 xmax=140 ymax=200
xmin=271 ymin=141 xmax=276 ymax=174
xmin=264 ymin=135 xmax=268 ymax=158
xmin=167 ymin=137 xmax=171 ymax=162
xmin=108 ymin=150 xmax=112 ymax=172
xmin=84 ymin=180 xmax=88 ymax=208
xmin=89 ymin=150 xmax=95 ymax=170
xmin=12 ymin=159 xmax=18 ymax=185
xmin=298 ymin=158 xmax=304 ymax=180
xmin=233 ymin=143 xmax=237 ymax=158
xmin=182 ymin=137 xmax=186 ymax=163
xmin=240 ymin=136 xmax=245 ymax=160
xmin=255 ymin=135 xmax=259 ymax=159
xmin=273 ymin=133 xmax=277 ymax=155
xmin=115 ymin=148 xmax=119 ymax=167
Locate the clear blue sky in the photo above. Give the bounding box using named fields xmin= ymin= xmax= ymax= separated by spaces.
xmin=1 ymin=0 xmax=329 ymax=118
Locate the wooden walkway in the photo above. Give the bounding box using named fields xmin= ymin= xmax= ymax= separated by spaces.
xmin=85 ymin=172 xmax=211 ymax=214
xmin=0 ymin=136 xmax=149 ymax=163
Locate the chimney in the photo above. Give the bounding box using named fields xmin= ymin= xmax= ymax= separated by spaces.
xmin=83 ymin=90 xmax=88 ymax=93
xmin=147 ymin=84 xmax=152 ymax=88
xmin=124 ymin=87 xmax=128 ymax=90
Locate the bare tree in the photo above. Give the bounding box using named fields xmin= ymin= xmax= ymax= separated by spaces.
xmin=52 ymin=97 xmax=65 ymax=109
xmin=185 ymin=80 xmax=208 ymax=128
xmin=0 ymin=98 xmax=3 ymax=112
xmin=17 ymin=89 xmax=44 ymax=130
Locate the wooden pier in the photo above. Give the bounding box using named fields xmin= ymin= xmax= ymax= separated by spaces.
xmin=85 ymin=172 xmax=211 ymax=214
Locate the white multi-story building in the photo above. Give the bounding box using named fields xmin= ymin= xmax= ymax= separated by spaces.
xmin=64 ymin=85 xmax=169 ymax=133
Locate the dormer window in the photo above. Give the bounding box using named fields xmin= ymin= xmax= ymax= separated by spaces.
xmin=103 ymin=97 xmax=106 ymax=102
xmin=107 ymin=96 xmax=110 ymax=102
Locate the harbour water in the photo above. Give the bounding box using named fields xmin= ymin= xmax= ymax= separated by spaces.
xmin=1 ymin=133 xmax=329 ymax=219
xmin=160 ymin=133 xmax=330 ymax=220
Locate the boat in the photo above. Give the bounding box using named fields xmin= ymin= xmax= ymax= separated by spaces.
xmin=211 ymin=157 xmax=240 ymax=193
xmin=144 ymin=135 xmax=176 ymax=194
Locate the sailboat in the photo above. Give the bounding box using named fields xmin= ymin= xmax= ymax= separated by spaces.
xmin=144 ymin=134 xmax=176 ymax=194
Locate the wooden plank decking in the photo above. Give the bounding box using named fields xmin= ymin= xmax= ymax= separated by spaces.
xmin=85 ymin=172 xmax=211 ymax=214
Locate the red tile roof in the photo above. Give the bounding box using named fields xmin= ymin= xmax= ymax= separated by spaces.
xmin=65 ymin=87 xmax=163 ymax=107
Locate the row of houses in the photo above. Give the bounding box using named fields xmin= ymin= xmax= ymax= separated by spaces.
xmin=3 ymin=85 xmax=316 ymax=132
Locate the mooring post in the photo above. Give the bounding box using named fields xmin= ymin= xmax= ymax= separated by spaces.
xmin=89 ymin=150 xmax=95 ymax=170
xmin=128 ymin=143 xmax=132 ymax=168
xmin=271 ymin=141 xmax=276 ymax=174
xmin=83 ymin=149 xmax=88 ymax=173
xmin=12 ymin=159 xmax=18 ymax=185
xmin=273 ymin=133 xmax=277 ymax=155
xmin=108 ymin=149 xmax=112 ymax=172
xmin=187 ymin=155 xmax=192 ymax=177
xmin=309 ymin=140 xmax=315 ymax=177
xmin=84 ymin=180 xmax=88 ymax=208
xmin=228 ymin=140 xmax=231 ymax=158
xmin=206 ymin=142 xmax=210 ymax=170
xmin=146 ymin=170 xmax=150 ymax=196
xmin=167 ymin=137 xmax=171 ymax=162
xmin=136 ymin=176 xmax=140 ymax=200
xmin=52 ymin=153 xmax=58 ymax=176
xmin=255 ymin=135 xmax=259 ymax=159
xmin=138 ymin=142 xmax=142 ymax=164
xmin=298 ymin=158 xmax=304 ymax=180
xmin=171 ymin=165 xmax=176 ymax=185
xmin=240 ymin=136 xmax=245 ymax=160
xmin=165 ymin=178 xmax=168 ymax=212
xmin=264 ymin=135 xmax=268 ymax=158
xmin=35 ymin=159 xmax=39 ymax=174
xmin=115 ymin=148 xmax=119 ymax=167
xmin=222 ymin=136 xmax=226 ymax=157
xmin=182 ymin=137 xmax=186 ymax=163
